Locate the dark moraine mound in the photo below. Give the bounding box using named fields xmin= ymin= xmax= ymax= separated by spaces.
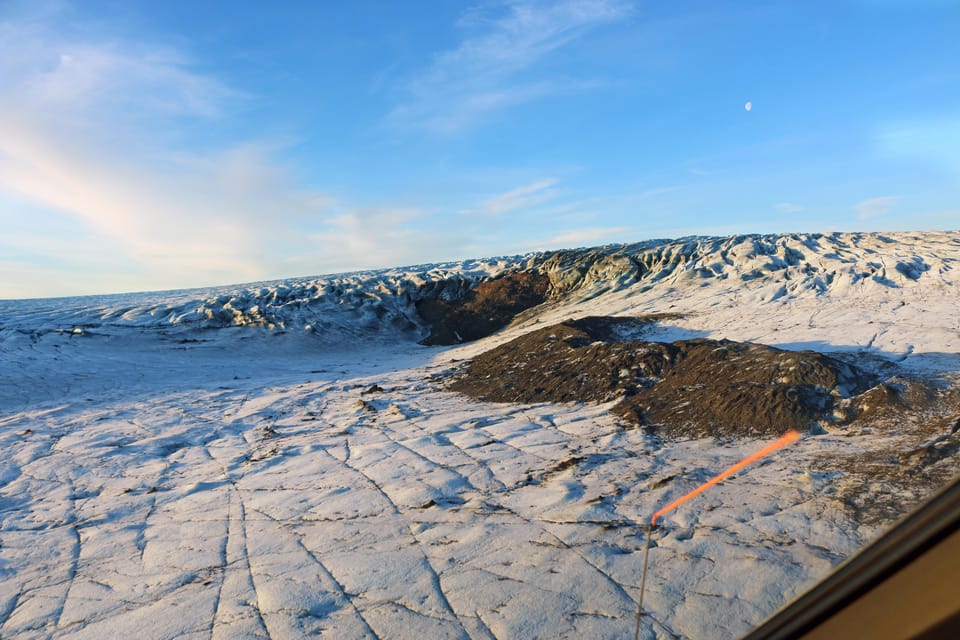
xmin=450 ymin=316 xmax=878 ymax=438
xmin=417 ymin=272 xmax=550 ymax=345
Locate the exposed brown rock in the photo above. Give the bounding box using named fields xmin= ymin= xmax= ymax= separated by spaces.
xmin=417 ymin=271 xmax=550 ymax=345
xmin=811 ymin=397 xmax=960 ymax=525
xmin=849 ymin=377 xmax=938 ymax=424
xmin=448 ymin=316 xmax=677 ymax=403
xmin=615 ymin=339 xmax=872 ymax=438
xmin=450 ymin=315 xmax=879 ymax=438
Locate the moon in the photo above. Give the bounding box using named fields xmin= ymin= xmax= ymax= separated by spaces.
xmin=745 ymin=101 xmax=752 ymax=112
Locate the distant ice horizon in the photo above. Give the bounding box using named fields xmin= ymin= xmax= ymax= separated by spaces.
xmin=2 ymin=1 xmax=958 ymax=299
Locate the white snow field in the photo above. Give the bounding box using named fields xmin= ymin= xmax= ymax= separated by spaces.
xmin=1 ymin=232 xmax=959 ymax=639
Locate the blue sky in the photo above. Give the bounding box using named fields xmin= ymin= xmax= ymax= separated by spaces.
xmin=1 ymin=0 xmax=958 ymax=298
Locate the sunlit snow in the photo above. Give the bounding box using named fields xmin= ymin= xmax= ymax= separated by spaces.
xmin=1 ymin=232 xmax=958 ymax=638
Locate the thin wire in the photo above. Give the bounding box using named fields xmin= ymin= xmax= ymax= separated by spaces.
xmin=633 ymin=521 xmax=654 ymax=640
xmin=651 ymin=430 xmax=801 ymax=525
xmin=632 ymin=430 xmax=802 ymax=639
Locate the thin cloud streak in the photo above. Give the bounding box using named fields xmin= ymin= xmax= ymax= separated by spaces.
xmin=875 ymin=115 xmax=960 ymax=176
xmin=388 ymin=0 xmax=632 ymax=133
xmin=0 ymin=13 xmax=235 ymax=122
xmin=854 ymin=195 xmax=900 ymax=220
xmin=0 ymin=7 xmax=332 ymax=295
xmin=461 ymin=178 xmax=559 ymax=216
xmin=535 ymin=225 xmax=629 ymax=249
xmin=0 ymin=109 xmax=330 ymax=286
xmin=302 ymin=207 xmax=479 ymax=275
xmin=775 ymin=202 xmax=806 ymax=213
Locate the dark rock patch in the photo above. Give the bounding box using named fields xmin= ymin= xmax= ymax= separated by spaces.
xmin=812 ymin=387 xmax=960 ymax=525
xmin=450 ymin=315 xmax=883 ymax=439
xmin=449 ymin=316 xmax=677 ymax=404
xmin=614 ymin=339 xmax=873 ymax=438
xmin=848 ymin=377 xmax=938 ymax=425
xmin=417 ymin=272 xmax=550 ymax=345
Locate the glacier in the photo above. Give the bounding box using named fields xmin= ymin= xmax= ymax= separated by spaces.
xmin=1 ymin=231 xmax=958 ymax=638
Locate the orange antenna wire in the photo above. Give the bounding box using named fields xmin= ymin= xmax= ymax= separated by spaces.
xmin=633 ymin=429 xmax=802 ymax=640
xmin=651 ymin=429 xmax=802 ymax=526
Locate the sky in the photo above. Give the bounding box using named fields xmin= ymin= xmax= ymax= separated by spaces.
xmin=1 ymin=0 xmax=958 ymax=299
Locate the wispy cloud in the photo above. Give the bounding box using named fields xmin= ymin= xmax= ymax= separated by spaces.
xmin=874 ymin=115 xmax=960 ymax=176
xmin=854 ymin=195 xmax=900 ymax=219
xmin=300 ymin=207 xmax=480 ymax=274
xmin=461 ymin=178 xmax=559 ymax=216
xmin=687 ymin=166 xmax=722 ymax=177
xmin=311 ymin=208 xmax=423 ymax=261
xmin=0 ymin=8 xmax=235 ymax=122
xmin=775 ymin=202 xmax=805 ymax=213
xmin=0 ymin=4 xmax=332 ymax=295
xmin=539 ymin=225 xmax=629 ymax=248
xmin=388 ymin=0 xmax=632 ymax=133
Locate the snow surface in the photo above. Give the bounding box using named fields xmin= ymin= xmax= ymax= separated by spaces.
xmin=1 ymin=231 xmax=958 ymax=638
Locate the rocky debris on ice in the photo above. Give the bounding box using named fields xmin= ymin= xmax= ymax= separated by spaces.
xmin=1 ymin=230 xmax=959 ymax=639
xmin=449 ymin=315 xmax=951 ymax=438
xmin=416 ymin=272 xmax=550 ymax=345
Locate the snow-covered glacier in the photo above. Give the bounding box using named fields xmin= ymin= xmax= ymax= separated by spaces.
xmin=1 ymin=231 xmax=958 ymax=638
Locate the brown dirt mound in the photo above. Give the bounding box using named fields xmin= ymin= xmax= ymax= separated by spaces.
xmin=450 ymin=316 xmax=879 ymax=438
xmin=848 ymin=377 xmax=938 ymax=423
xmin=417 ymin=272 xmax=550 ymax=345
xmin=614 ymin=339 xmax=874 ymax=438
xmin=448 ymin=316 xmax=678 ymax=403
xmin=810 ymin=386 xmax=960 ymax=525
